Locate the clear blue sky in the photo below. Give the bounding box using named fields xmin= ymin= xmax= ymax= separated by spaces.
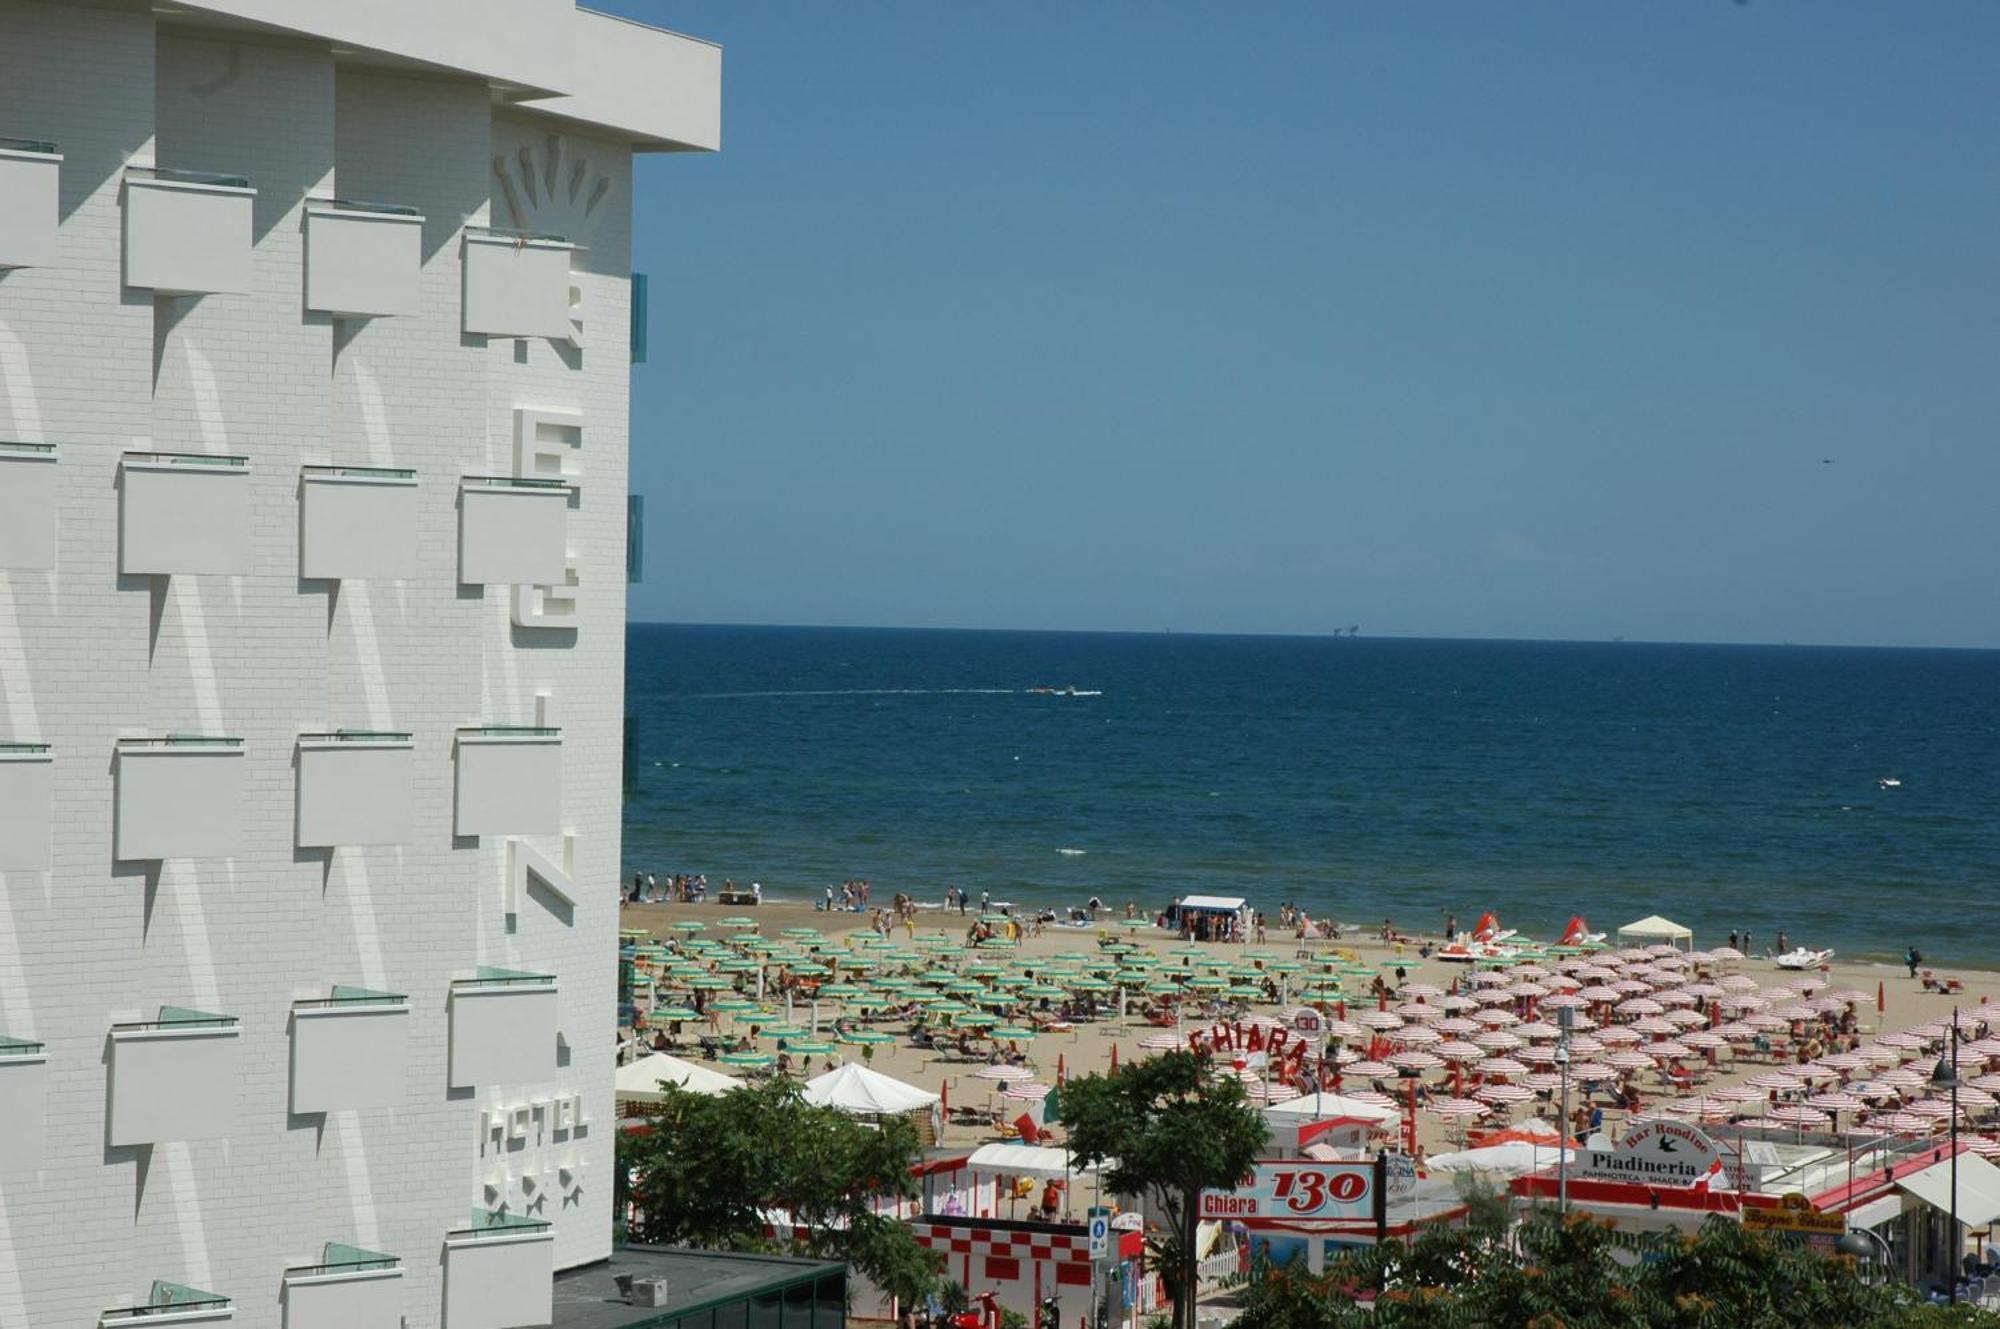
xmin=600 ymin=2 xmax=2000 ymax=648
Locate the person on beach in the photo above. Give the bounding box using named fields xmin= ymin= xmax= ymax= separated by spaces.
xmin=1775 ymin=930 xmax=1788 ymax=954
xmin=1907 ymin=945 xmax=1923 ymax=979
xmin=1444 ymin=913 xmax=1457 ymax=943
xmin=1727 ymin=930 xmax=1738 ymax=952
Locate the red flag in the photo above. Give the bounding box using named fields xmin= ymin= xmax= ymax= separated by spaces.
xmin=1877 ymin=982 xmax=1885 ymax=1015
xmin=941 ymin=1080 xmax=950 ymax=1112
xmin=1013 ymin=1113 xmax=1041 ymax=1145
xmin=1109 ymin=1044 xmax=1120 ymax=1074
xmin=1057 ymin=1053 xmax=1066 ymax=1083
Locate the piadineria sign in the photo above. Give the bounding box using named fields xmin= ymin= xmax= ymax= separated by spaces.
xmin=1575 ymin=1120 xmax=1723 ymax=1188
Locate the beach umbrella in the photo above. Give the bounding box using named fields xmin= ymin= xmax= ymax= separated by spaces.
xmin=719 ymin=1051 xmax=773 ymax=1068
xmin=1427 ymin=1097 xmax=1491 ymax=1119
xmin=1004 ymin=1082 xmax=1052 ymax=1101
xmin=1475 ymin=1083 xmax=1534 ymax=1106
xmin=1605 ymin=1051 xmax=1655 ymax=1072
xmin=841 ymin=1029 xmax=895 ymax=1045
xmin=1436 ymin=1041 xmax=1486 ymax=1062
xmin=782 ymin=1040 xmax=835 ymax=1055
xmin=1767 ymin=1104 xmax=1831 ymax=1129
xmin=976 ymin=1064 xmax=1034 ymax=1082
xmin=1138 ymin=1033 xmax=1183 ymax=1051
xmin=1390 ymin=1027 xmax=1442 ymax=1047
xmin=1388 ymin=1051 xmax=1443 ymax=1072
xmin=1480 ymin=1057 xmax=1530 ymax=1077
xmin=992 ymin=1026 xmax=1038 ymax=1040
xmin=1648 ymin=1040 xmax=1693 ymax=1059
xmin=1346 ymin=1060 xmax=1395 ymax=1078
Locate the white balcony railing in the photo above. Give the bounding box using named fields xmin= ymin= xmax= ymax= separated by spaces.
xmin=114 ymin=736 xmax=244 ymax=861
xmin=282 ymin=1244 xmax=402 ymax=1329
xmin=123 ymin=167 xmax=255 ymax=296
xmin=441 ymin=1216 xmax=554 ymax=1329
xmin=453 ymin=726 xmax=561 ymax=838
xmin=458 ymin=476 xmax=570 ymax=587
xmin=296 ymin=731 xmax=414 ymax=848
xmin=299 ymin=466 xmax=418 ymax=581
xmin=120 ymin=452 xmax=251 ymax=576
xmin=0 ymin=442 xmax=58 ymax=570
xmin=304 ymin=199 xmax=424 ymax=318
xmin=461 ymin=227 xmax=576 ymax=339
xmin=0 ymin=138 xmax=60 ymax=269
xmin=107 ymin=1009 xmax=241 ymax=1146
xmin=448 ymin=969 xmax=558 ymax=1089
xmin=290 ymin=988 xmax=411 ymax=1114
xmin=0 ymin=742 xmax=53 ymax=871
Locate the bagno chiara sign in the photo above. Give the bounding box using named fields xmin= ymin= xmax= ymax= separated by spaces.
xmin=1575 ymin=1119 xmax=1722 ymax=1187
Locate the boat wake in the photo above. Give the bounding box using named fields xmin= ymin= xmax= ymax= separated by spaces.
xmin=1056 ymin=848 xmax=1087 ymax=856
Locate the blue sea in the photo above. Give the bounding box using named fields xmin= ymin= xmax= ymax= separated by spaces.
xmin=622 ymin=625 xmax=2000 ymax=967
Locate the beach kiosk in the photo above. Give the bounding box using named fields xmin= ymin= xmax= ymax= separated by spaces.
xmin=1615 ymin=914 xmax=1693 ymax=951
xmin=1167 ymin=895 xmax=1252 ymax=942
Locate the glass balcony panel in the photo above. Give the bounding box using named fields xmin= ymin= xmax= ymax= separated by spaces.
xmin=282 ymin=1243 xmax=402 ymax=1329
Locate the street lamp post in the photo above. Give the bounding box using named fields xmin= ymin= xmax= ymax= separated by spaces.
xmin=1835 ymin=1228 xmax=1894 ymax=1285
xmin=1933 ymin=1011 xmax=1960 ymax=1305
xmin=1556 ymin=1004 xmax=1575 ymax=1215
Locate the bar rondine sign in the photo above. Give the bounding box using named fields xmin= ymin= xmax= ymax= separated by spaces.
xmin=1199 ymin=1161 xmax=1378 ymax=1223
xmin=1576 ymin=1120 xmax=1722 ymax=1187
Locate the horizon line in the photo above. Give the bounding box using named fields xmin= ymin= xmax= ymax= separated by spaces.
xmin=623 ymin=618 xmax=2000 ymax=655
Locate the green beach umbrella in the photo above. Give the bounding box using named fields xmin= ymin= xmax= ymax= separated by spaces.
xmin=782 ymin=1039 xmax=834 ymax=1055
xmin=654 ymin=1006 xmax=701 ymax=1022
xmin=709 ymin=998 xmax=757 ymax=1013
xmin=842 ymin=1029 xmax=894 ymax=1045
xmin=719 ymin=1051 xmax=773 ymax=1068
xmin=992 ymin=1025 xmax=1038 ymax=1040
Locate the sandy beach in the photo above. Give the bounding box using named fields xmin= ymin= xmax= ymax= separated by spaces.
xmin=618 ymin=896 xmax=2000 ymax=1158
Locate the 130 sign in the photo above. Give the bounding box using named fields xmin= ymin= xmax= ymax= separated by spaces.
xmin=1199 ymin=1161 xmax=1378 ymax=1224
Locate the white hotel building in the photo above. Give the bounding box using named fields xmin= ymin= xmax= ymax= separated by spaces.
xmin=0 ymin=3 xmax=717 ymax=1325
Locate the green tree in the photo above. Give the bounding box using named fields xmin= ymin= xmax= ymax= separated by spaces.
xmin=619 ymin=1079 xmax=942 ymax=1305
xmin=1062 ymin=1051 xmax=1268 ymax=1329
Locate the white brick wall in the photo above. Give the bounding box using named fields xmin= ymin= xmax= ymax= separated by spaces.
xmin=0 ymin=5 xmax=640 ymax=1324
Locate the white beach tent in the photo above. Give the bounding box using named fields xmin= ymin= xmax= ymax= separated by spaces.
xmin=802 ymin=1061 xmax=941 ymax=1116
xmin=1263 ymin=1092 xmax=1398 ymax=1125
xmin=615 ymin=1052 xmax=744 ymax=1104
xmin=1426 ymin=1140 xmax=1576 ymax=1179
xmin=1615 ymin=915 xmax=1693 ymax=950
xmin=966 ymin=1143 xmax=1109 ymax=1181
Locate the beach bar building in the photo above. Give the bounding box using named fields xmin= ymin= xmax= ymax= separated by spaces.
xmin=0 ymin=3 xmax=717 ymax=1325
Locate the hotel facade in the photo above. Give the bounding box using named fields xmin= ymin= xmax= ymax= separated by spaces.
xmin=0 ymin=3 xmax=717 ymax=1325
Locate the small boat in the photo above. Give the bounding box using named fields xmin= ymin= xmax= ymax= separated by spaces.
xmin=1773 ymin=947 xmax=1834 ymax=970
xmin=1557 ymin=915 xmax=1605 ymax=947
xmin=1878 ymin=777 xmax=1902 ymax=789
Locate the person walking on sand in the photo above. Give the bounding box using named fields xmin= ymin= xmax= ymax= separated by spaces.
xmin=1907 ymin=945 xmax=1923 ymax=979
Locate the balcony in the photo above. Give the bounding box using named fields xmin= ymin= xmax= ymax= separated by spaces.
xmin=442 ymin=1215 xmax=553 ymax=1329
xmin=458 ymin=477 xmax=570 ymax=587
xmin=120 ymin=452 xmax=251 ymax=576
xmin=296 ymin=731 xmax=413 ymax=848
xmin=448 ymin=969 xmax=557 ymax=1089
xmin=290 ymin=988 xmax=409 ymax=1114
xmin=304 ymin=199 xmax=424 ymax=319
xmin=102 ymin=1281 xmax=233 ymax=1326
xmin=0 ymin=138 xmax=60 ymax=269
xmin=108 ymin=1009 xmax=240 ymax=1146
xmin=123 ymin=167 xmax=255 ymax=296
xmin=461 ymin=227 xmax=576 ymax=339
xmin=454 ymin=726 xmax=561 ymax=837
xmin=0 ymin=442 xmax=58 ymax=570
xmin=299 ymin=466 xmax=418 ymax=581
xmin=0 ymin=742 xmax=53 ymax=872
xmin=282 ymin=1244 xmax=402 ymax=1329
xmin=0 ymin=1036 xmax=47 ymax=1174
xmin=114 ymin=736 xmax=244 ymax=861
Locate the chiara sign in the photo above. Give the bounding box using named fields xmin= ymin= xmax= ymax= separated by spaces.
xmin=1575 ymin=1120 xmax=1723 ymax=1188
xmin=1184 ymin=1020 xmax=1314 ymax=1070
xmin=1199 ymin=1159 xmax=1383 ymax=1227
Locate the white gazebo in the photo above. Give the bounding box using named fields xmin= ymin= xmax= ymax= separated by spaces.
xmin=615 ymin=1052 xmax=744 ymax=1104
xmin=1615 ymin=915 xmax=1693 ymax=950
xmin=803 ymin=1061 xmax=940 ymax=1116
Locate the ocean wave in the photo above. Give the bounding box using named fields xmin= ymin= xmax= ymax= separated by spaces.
xmin=667 ymin=688 xmax=1027 ymax=700
xmin=1056 ymin=847 xmax=1086 ymax=856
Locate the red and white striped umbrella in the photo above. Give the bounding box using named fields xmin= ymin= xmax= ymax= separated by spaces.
xmin=1665 ymin=1009 xmax=1710 ymax=1028
xmin=1388 ymin=1050 xmax=1444 ymax=1072
xmin=1003 ymin=1082 xmax=1051 ymax=1100
xmin=1437 ymin=994 xmax=1481 ymax=1012
xmin=1648 ymin=1041 xmax=1693 ymax=1060
xmin=1522 ymin=1073 xmax=1564 ymax=1092
xmin=1426 ymin=1097 xmax=1491 ymax=1119
xmin=1402 ymin=983 xmax=1446 ymax=999
xmin=1480 ymin=1057 xmax=1530 ymax=1077
xmin=1629 ymin=1017 xmax=1677 ymax=1036
xmin=1435 ymin=1040 xmax=1486 ymax=1062
xmin=1346 ymin=1060 xmax=1395 ymax=1078
xmin=1476 ymin=1083 xmax=1534 ymax=1105
xmin=1680 ymin=1031 xmax=1727 ymax=1050
xmin=1396 ymin=1003 xmax=1444 ymax=1023
xmin=1606 ymin=1051 xmax=1656 ymax=1072
xmin=1706 ymin=1084 xmax=1763 ymax=1104
xmin=1473 ymin=1031 xmax=1523 ymax=1051
xmin=1473 ymin=1008 xmax=1521 ymax=1027
xmin=1543 ymin=993 xmax=1589 ymax=1010
xmin=1568 ymin=1062 xmax=1619 ymax=1081
xmin=1434 ymin=1017 xmax=1482 ymax=1035
xmin=1615 ymin=998 xmax=1665 ymax=1017
xmin=1348 ymin=1090 xmax=1399 ymax=1111
xmin=1138 ymin=1033 xmax=1184 ymax=1051
xmin=1516 ymin=1021 xmax=1562 ymax=1040
xmin=1747 ymin=1071 xmax=1802 ymax=1091
xmin=1595 ymin=1027 xmax=1643 ymax=1046
xmin=1357 ymin=1010 xmax=1405 ymax=1030
xmin=1391 ymin=1026 xmax=1443 ymax=1046
xmin=977 ymin=1064 xmax=1037 ymax=1081
xmin=1807 ymin=1092 xmax=1866 ymax=1114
